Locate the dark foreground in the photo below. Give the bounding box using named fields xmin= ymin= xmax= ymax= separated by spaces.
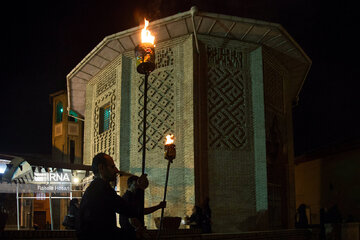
xmin=0 ymin=228 xmax=313 ymax=240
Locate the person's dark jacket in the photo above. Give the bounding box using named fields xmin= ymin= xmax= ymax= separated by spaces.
xmin=69 ymin=200 xmax=79 ymax=217
xmin=64 ymin=200 xmax=79 ymax=230
xmin=77 ymin=177 xmax=139 ymax=239
xmin=119 ymin=189 xmax=144 ymax=240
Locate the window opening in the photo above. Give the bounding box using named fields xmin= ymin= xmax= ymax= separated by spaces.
xmin=56 ymin=102 xmax=63 ymax=123
xmin=99 ymin=104 xmax=111 ymax=134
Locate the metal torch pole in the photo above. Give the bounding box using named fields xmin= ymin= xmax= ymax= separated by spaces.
xmin=156 ymin=160 xmax=171 ymax=240
xmin=142 ymin=72 xmax=149 ymax=175
xmin=140 ymin=72 xmax=149 ymax=226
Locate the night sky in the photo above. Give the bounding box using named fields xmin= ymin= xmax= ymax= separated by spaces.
xmin=1 ymin=0 xmax=359 ymax=156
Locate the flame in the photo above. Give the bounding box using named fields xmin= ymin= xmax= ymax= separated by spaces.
xmin=141 ymin=19 xmax=155 ymax=44
xmin=165 ymin=134 xmax=174 ymax=145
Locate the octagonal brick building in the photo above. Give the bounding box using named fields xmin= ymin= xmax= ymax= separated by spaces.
xmin=67 ymin=8 xmax=311 ymax=232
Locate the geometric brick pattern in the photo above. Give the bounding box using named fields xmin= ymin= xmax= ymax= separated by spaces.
xmin=96 ymin=70 xmax=116 ymax=97
xmin=207 ymin=46 xmax=243 ymax=69
xmin=93 ymin=88 xmax=116 ymax=157
xmin=155 ymin=47 xmax=174 ymax=68
xmin=207 ymin=63 xmax=248 ymax=149
xmin=137 ymin=69 xmax=175 ymax=152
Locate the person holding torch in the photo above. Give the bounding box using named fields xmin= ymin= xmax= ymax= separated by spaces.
xmin=77 ymin=153 xmax=149 ymax=240
xmin=120 ymin=176 xmax=166 ymax=240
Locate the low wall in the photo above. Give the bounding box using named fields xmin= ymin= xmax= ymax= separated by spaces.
xmin=0 ymin=230 xmax=76 ymax=240
xmin=0 ymin=229 xmax=312 ymax=240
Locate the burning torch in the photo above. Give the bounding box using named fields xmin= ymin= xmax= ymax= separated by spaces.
xmin=157 ymin=134 xmax=176 ymax=235
xmin=135 ymin=18 xmax=156 ymax=227
xmin=135 ymin=19 xmax=156 ymax=175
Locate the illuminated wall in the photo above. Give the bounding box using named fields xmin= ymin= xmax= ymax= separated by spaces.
xmin=84 ymin=36 xmax=196 ymax=229
xmin=69 ymin=10 xmax=311 ymax=233
xmin=82 ymin=34 xmax=276 ymax=231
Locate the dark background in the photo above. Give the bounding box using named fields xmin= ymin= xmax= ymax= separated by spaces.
xmin=1 ymin=0 xmax=359 ymax=156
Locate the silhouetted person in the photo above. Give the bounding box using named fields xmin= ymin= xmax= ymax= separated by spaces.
xmin=65 ymin=198 xmax=79 ymax=229
xmin=202 ymin=197 xmax=211 ymax=233
xmin=295 ymin=204 xmax=308 ymax=228
xmin=327 ymin=204 xmax=342 ymax=240
xmin=119 ymin=175 xmax=166 ymax=239
xmin=33 ymin=223 xmax=39 ymax=230
xmin=327 ymin=204 xmax=342 ymax=223
xmin=46 ymin=221 xmax=50 ymax=230
xmin=77 ymin=153 xmax=149 ymax=240
xmin=186 ymin=205 xmax=203 ymax=230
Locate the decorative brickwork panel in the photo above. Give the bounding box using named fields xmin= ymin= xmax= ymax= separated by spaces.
xmin=96 ymin=71 xmax=116 ymax=97
xmin=207 ymin=47 xmax=243 ymax=69
xmin=128 ymin=38 xmax=195 ymax=229
xmin=137 ymin=69 xmax=175 ymax=151
xmin=155 ymin=47 xmax=174 ymax=68
xmin=263 ymin=55 xmax=285 ymax=113
xmin=207 ymin=46 xmax=248 ymax=149
xmin=93 ymin=88 xmax=116 ymax=157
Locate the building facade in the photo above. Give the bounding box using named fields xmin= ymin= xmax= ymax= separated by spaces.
xmin=50 ymin=91 xmax=83 ymax=165
xmin=67 ymin=9 xmax=311 ymax=231
xmin=0 ymin=92 xmax=86 ymax=231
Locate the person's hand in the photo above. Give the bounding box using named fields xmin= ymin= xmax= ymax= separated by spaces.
xmin=158 ymin=201 xmax=166 ymax=209
xmin=137 ymin=174 xmax=149 ymax=190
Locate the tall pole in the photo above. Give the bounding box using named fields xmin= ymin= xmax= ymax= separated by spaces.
xmin=159 ymin=161 xmax=171 ymax=227
xmin=16 ymin=183 xmax=19 ymax=230
xmin=157 ymin=136 xmax=176 ymax=240
xmin=138 ymin=72 xmax=149 ymax=227
xmin=135 ymin=19 xmax=156 ymax=228
xmin=142 ymin=72 xmax=149 ymax=175
xmin=156 ymin=161 xmax=171 ymax=240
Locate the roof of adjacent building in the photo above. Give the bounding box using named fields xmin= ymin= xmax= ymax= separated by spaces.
xmin=67 ymin=6 xmax=311 ymax=117
xmin=295 ymin=139 xmax=360 ymax=164
xmin=0 ymin=153 xmax=132 ymax=184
